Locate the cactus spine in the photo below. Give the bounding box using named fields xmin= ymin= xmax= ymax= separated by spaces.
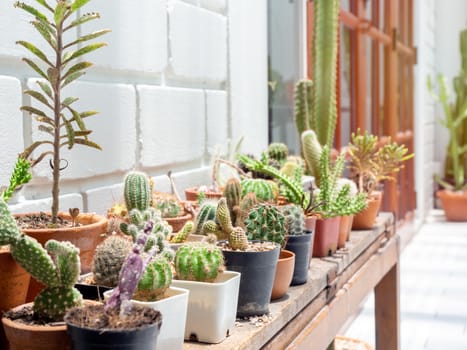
xmin=223 ymin=178 xmax=242 ymax=224
xmin=245 ymin=204 xmax=286 ymax=246
xmin=0 ymin=199 xmax=82 ymax=321
xmin=241 ymin=178 xmax=275 ymax=202
xmin=174 ymin=242 xmax=224 ymax=282
xmin=124 ymin=171 xmax=151 ymax=212
xmin=280 ymin=204 xmax=305 ymax=236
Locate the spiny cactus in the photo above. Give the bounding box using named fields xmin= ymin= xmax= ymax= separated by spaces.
xmin=92 ymin=235 xmax=133 ymax=287
xmin=302 ymin=129 xmax=323 ymax=184
xmin=0 ymin=198 xmax=82 ymax=322
xmin=245 ymin=203 xmax=286 ymax=246
xmin=241 ymin=178 xmax=276 ymax=202
xmin=268 ymin=143 xmax=289 ymax=165
xmin=193 ymin=201 xmax=217 ymax=235
xmin=153 ymin=193 xmax=182 ymax=218
xmin=134 ymin=255 xmax=173 ymax=301
xmin=235 ymin=192 xmax=259 ymax=228
xmin=294 ymin=80 xmax=313 ymax=139
xmin=1 ymin=156 xmax=32 ymax=202
xmin=223 ymin=177 xmax=242 ymax=224
xmin=124 ymin=171 xmax=152 ymax=212
xmin=280 ymin=204 xmax=305 ymax=236
xmin=174 ymin=242 xmax=224 ymax=282
xmin=170 ymin=220 xmax=194 ymax=243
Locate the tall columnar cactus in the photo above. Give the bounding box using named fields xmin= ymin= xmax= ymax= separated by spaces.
xmin=223 ymin=177 xmax=242 ymax=224
xmin=124 ymin=171 xmax=152 ymax=212
xmin=280 ymin=204 xmax=305 ymax=236
xmin=302 ymin=129 xmax=323 ymax=184
xmin=268 ymin=143 xmax=289 ymax=165
xmin=294 ymin=80 xmax=313 ymax=139
xmin=241 ymin=178 xmax=276 ymax=202
xmin=92 ymin=235 xmax=133 ymax=287
xmin=0 ymin=198 xmax=82 ymax=321
xmin=193 ymin=201 xmax=217 ymax=235
xmin=174 ymin=242 xmax=224 ymax=282
xmin=245 ymin=204 xmax=286 ymax=246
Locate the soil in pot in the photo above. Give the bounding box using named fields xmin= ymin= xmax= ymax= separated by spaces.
xmin=65 ymin=303 xmax=162 ymax=350
xmin=352 ymin=192 xmax=382 ymax=230
xmin=437 ymin=190 xmax=467 ymax=221
xmin=313 ymin=217 xmax=341 ymax=258
xmin=271 ymin=250 xmax=295 ymax=300
xmin=285 ymin=231 xmax=313 ymax=285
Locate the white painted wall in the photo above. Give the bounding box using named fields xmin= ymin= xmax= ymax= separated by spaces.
xmin=0 ymin=0 xmax=268 ymax=215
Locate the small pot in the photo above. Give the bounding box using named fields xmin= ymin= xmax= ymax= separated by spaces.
xmin=164 ymin=212 xmax=192 ymax=233
xmin=74 ymin=273 xmax=112 ymax=301
xmin=271 ymin=250 xmax=295 ymax=300
xmin=0 ymin=247 xmax=30 ymax=313
xmin=352 ymin=192 xmax=382 ymax=230
xmin=337 ymin=215 xmax=354 ymax=249
xmin=285 ymin=231 xmax=313 ymax=285
xmin=437 ymin=189 xmax=467 ymax=221
xmin=304 ymin=215 xmax=317 ymax=232
xmin=222 ymin=243 xmax=280 ymax=317
xmin=312 ymin=217 xmax=341 ymax=258
xmin=184 ymin=187 xmax=222 ymax=201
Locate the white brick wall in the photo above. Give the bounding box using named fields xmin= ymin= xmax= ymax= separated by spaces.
xmin=0 ymin=0 xmax=268 ymax=213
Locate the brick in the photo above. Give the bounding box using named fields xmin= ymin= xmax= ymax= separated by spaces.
xmin=0 ymin=76 xmax=23 ymax=186
xmin=28 ymin=79 xmax=137 ymax=179
xmin=169 ymin=1 xmax=227 ymax=82
xmin=82 ymin=0 xmax=167 ymax=73
xmin=206 ymin=90 xmax=228 ymax=155
xmin=138 ymin=85 xmax=205 ymax=167
xmin=9 ymin=193 xmax=83 ymax=214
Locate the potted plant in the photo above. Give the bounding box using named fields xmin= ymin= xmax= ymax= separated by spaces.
xmin=346 ymin=130 xmax=413 ymax=228
xmin=171 ymin=242 xmax=241 ymax=343
xmin=427 ymin=29 xmax=467 ymax=221
xmin=12 ymin=0 xmax=110 ymax=299
xmin=0 ymin=198 xmax=82 ymax=350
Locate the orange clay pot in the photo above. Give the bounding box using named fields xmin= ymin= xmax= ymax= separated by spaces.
xmin=337 ymin=215 xmax=354 ymax=249
xmin=271 ymin=250 xmax=295 ymax=300
xmin=437 ymin=189 xmax=467 ymax=221
xmin=352 ymin=192 xmax=382 ymax=230
xmin=164 ymin=211 xmax=192 ymax=233
xmin=184 ymin=187 xmax=222 ymax=201
xmin=312 ymin=217 xmax=341 ymax=258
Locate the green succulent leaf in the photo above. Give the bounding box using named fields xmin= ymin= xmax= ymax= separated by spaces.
xmin=35 ymin=115 xmax=55 ymax=127
xmin=67 ymin=108 xmax=85 ymax=130
xmin=65 ymin=12 xmax=100 ymax=31
xmin=61 ymin=71 xmax=85 ymax=88
xmin=14 ymin=2 xmax=48 ymax=22
xmin=21 ymin=105 xmax=48 ymax=118
xmin=62 ymin=61 xmax=93 ymax=80
xmin=65 ymin=29 xmax=111 ymax=49
xmin=71 ymin=0 xmax=91 ymax=12
xmin=47 ymin=67 xmax=59 ymax=85
xmin=63 ymin=118 xmax=75 ymax=149
xmin=37 ymin=80 xmax=53 ymax=98
xmin=22 ymin=58 xmax=48 ymax=79
xmin=16 ymin=41 xmax=52 ymax=66
xmin=61 ymin=97 xmax=79 ymax=108
xmin=63 ymin=42 xmax=107 ymax=65
xmin=24 ymin=89 xmax=52 ymax=108
xmin=38 ymin=124 xmax=54 ymax=136
xmin=79 ymin=110 xmax=98 ymax=119
xmin=31 ymin=20 xmax=57 ymax=49
xmin=54 ymin=1 xmax=68 ymax=25
xmin=65 ymin=138 xmax=102 ymax=150
xmin=34 ymin=0 xmax=54 ymax=12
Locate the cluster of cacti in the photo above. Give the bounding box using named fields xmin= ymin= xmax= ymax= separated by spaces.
xmin=244 ymin=203 xmax=286 ymax=246
xmin=280 ymin=204 xmax=305 ymax=236
xmin=193 ymin=201 xmax=217 ymax=235
xmin=174 ymin=242 xmax=224 ymax=282
xmin=0 ymin=198 xmax=82 ymax=321
xmin=124 ymin=171 xmax=152 ymax=212
xmin=153 ymin=193 xmax=183 ymax=218
xmin=268 ymin=143 xmax=289 ymax=165
xmin=1 ymin=156 xmax=32 ymax=202
xmin=241 ymin=178 xmax=276 ymax=202
xmin=170 ymin=220 xmax=194 ymax=243
xmin=332 ymin=182 xmax=368 ymax=217
xmin=223 ymin=178 xmax=242 ymax=224
xmin=92 ymin=235 xmax=133 ymax=287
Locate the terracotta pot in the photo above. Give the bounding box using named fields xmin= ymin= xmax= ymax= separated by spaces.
xmin=271 ymin=250 xmax=295 ymax=300
xmin=312 ymin=217 xmax=341 ymax=258
xmin=352 ymin=192 xmax=382 ymax=230
xmin=15 ymin=212 xmax=107 ymax=302
xmin=2 ymin=303 xmax=70 ymax=350
xmin=184 ymin=187 xmax=222 ymax=201
xmin=337 ymin=215 xmax=354 ymax=249
xmin=164 ymin=212 xmax=192 ymax=233
xmin=437 ymin=189 xmax=467 ymax=221
xmin=304 ymin=215 xmax=317 ymax=232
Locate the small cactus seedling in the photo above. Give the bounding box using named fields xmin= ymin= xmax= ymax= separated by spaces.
xmin=245 ymin=203 xmax=286 ymax=246
xmin=174 ymin=242 xmax=224 ymax=282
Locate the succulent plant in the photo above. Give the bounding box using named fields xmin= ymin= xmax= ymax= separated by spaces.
xmin=193 ymin=201 xmax=217 ymax=235
xmin=280 ymin=204 xmax=305 ymax=236
xmin=241 ymin=178 xmax=276 ymax=202
xmin=223 ymin=177 xmax=242 ymax=224
xmin=92 ymin=235 xmax=133 ymax=287
xmin=0 ymin=198 xmax=82 ymax=322
xmin=268 ymin=143 xmax=289 ymax=165
xmin=153 ymin=193 xmax=182 ymax=218
xmin=174 ymin=242 xmax=224 ymax=282
xmin=124 ymin=171 xmax=152 ymax=212
xmin=1 ymin=157 xmax=32 ymax=202
xmin=245 ymin=203 xmax=286 ymax=246
xmin=16 ymin=0 xmax=109 ymax=223
xmin=235 ymin=192 xmax=259 ymax=228
xmin=301 ymin=129 xmax=323 ymax=183
xmin=134 ymin=255 xmax=173 ymax=301
xmin=170 ymin=220 xmax=194 ymax=243
xmin=294 ymin=79 xmax=313 ymax=139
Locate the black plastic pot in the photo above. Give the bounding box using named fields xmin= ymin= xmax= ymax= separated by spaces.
xmin=222 ymin=243 xmax=280 ymax=317
xmin=285 ymin=231 xmax=314 ymax=285
xmin=75 ymin=282 xmax=112 ymax=301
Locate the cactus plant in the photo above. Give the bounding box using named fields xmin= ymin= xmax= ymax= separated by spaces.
xmin=1 ymin=157 xmax=32 ymax=202
xmin=193 ymin=201 xmax=217 ymax=235
xmin=267 ymin=143 xmax=289 ymax=165
xmin=280 ymin=204 xmax=305 ymax=236
xmin=0 ymin=198 xmax=82 ymax=322
xmin=223 ymin=177 xmax=242 ymax=224
xmin=245 ymin=204 xmax=286 ymax=246
xmin=15 ymin=0 xmax=109 ymax=224
xmin=302 ymin=129 xmax=323 ymax=183
xmin=153 ymin=193 xmax=183 ymax=218
xmin=134 ymin=255 xmax=173 ymax=301
xmin=92 ymin=235 xmax=132 ymax=287
xmin=170 ymin=220 xmax=194 ymax=243
xmin=235 ymin=192 xmax=259 ymax=228
xmin=124 ymin=171 xmax=152 ymax=212
xmin=241 ymin=178 xmax=276 ymax=202
xmin=294 ymin=80 xmax=313 ymax=139
xmin=174 ymin=242 xmax=224 ymax=282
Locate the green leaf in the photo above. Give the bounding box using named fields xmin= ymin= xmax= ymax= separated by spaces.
xmin=16 ymin=41 xmax=52 ymax=66
xmin=31 ymin=20 xmax=57 ymax=49
xmin=54 ymin=1 xmax=68 ymax=25
xmin=47 ymin=67 xmax=60 ymax=85
xmin=22 ymin=58 xmax=48 ymax=79
xmin=61 ymin=96 xmax=79 ymax=108
xmin=35 ymin=115 xmax=55 ymax=126
xmin=37 ymin=81 xmax=53 ymax=98
xmin=72 ymin=138 xmax=102 ymax=150
xmin=14 ymin=2 xmax=48 ymax=22
xmin=79 ymin=110 xmax=98 ymax=119
xmin=67 ymin=108 xmax=85 ymax=130
xmin=38 ymin=124 xmax=54 ymax=135
xmin=21 ymin=140 xmax=53 ymax=160
xmin=71 ymin=0 xmax=91 ymax=12
xmin=61 ymin=71 xmax=85 ymax=88
xmin=65 ymin=29 xmax=110 ymax=49
xmin=63 ymin=42 xmax=107 ymax=64
xmin=34 ymin=0 xmax=54 ymax=12
xmin=62 ymin=61 xmax=93 ymax=80
xmin=64 ymin=12 xmax=100 ymax=32
xmin=20 ymin=105 xmax=48 ymax=117
xmin=24 ymin=89 xmax=52 ymax=108
xmin=63 ymin=118 xmax=75 ymax=149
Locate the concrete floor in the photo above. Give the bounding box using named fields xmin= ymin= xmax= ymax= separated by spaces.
xmin=343 ymin=210 xmax=467 ymax=350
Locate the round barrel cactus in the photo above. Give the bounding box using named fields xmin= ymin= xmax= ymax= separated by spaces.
xmin=174 ymin=242 xmax=224 ymax=282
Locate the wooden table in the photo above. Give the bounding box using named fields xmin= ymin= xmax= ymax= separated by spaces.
xmin=184 ymin=213 xmax=399 ymax=350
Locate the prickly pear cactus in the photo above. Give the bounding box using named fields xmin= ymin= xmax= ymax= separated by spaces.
xmin=92 ymin=235 xmax=133 ymax=287
xmin=174 ymin=242 xmax=224 ymax=282
xmin=267 ymin=142 xmax=288 ymax=165
xmin=193 ymin=201 xmax=217 ymax=235
xmin=223 ymin=178 xmax=242 ymax=224
xmin=241 ymin=178 xmax=276 ymax=202
xmin=280 ymin=204 xmax=305 ymax=236
xmin=245 ymin=203 xmax=286 ymax=246
xmin=134 ymin=255 xmax=173 ymax=301
xmin=124 ymin=171 xmax=151 ymax=212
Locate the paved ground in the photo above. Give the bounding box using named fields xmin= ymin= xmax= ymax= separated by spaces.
xmin=343 ymin=210 xmax=467 ymax=350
